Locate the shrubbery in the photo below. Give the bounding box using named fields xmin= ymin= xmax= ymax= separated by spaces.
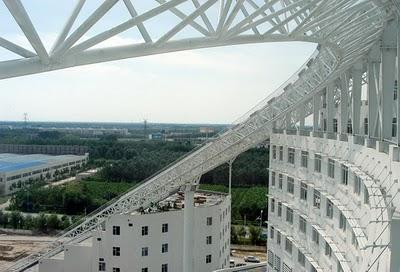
xmin=0 ymin=210 xmax=73 ymax=233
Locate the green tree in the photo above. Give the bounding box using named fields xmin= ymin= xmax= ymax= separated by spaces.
xmin=24 ymin=215 xmax=34 ymax=230
xmin=231 ymin=226 xmax=239 ymax=244
xmin=47 ymin=214 xmax=61 ymax=230
xmin=60 ymin=215 xmax=71 ymax=230
xmin=10 ymin=211 xmax=23 ymax=229
xmin=237 ymin=225 xmax=246 ymax=240
xmin=249 ymin=225 xmax=262 ymax=245
xmin=0 ymin=210 xmax=8 ymax=228
xmin=34 ymin=213 xmax=48 ymax=232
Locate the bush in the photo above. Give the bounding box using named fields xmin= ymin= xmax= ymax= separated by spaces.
xmin=249 ymin=225 xmax=262 ymax=245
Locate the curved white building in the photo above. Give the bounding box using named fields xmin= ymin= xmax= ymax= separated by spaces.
xmin=0 ymin=1 xmax=399 ymax=272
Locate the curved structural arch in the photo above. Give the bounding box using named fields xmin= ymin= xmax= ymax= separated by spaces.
xmin=0 ymin=0 xmax=399 ymax=271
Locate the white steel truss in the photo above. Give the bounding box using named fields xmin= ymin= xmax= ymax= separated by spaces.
xmin=0 ymin=0 xmax=397 ymax=271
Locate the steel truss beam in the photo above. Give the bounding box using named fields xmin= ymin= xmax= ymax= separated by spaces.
xmin=1 ymin=1 xmax=396 ymax=271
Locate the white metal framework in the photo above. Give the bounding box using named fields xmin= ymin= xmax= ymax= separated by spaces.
xmin=0 ymin=0 xmax=398 ymax=271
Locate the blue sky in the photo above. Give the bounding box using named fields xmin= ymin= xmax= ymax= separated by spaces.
xmin=0 ymin=0 xmax=316 ymax=124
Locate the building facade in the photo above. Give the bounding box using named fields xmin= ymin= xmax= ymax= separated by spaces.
xmin=39 ymin=191 xmax=231 ymax=272
xmin=0 ymin=153 xmax=88 ymax=195
xmin=267 ymin=131 xmax=400 ymax=272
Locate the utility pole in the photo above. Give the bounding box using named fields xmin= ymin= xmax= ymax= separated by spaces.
xmin=143 ymin=119 xmax=147 ymax=140
xmin=23 ymin=113 xmax=28 ymax=129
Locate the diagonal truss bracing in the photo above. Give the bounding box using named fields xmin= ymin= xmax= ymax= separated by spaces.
xmin=0 ymin=1 xmax=396 ymax=271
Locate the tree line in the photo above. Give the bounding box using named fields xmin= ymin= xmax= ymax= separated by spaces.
xmin=0 ymin=210 xmax=73 ymax=233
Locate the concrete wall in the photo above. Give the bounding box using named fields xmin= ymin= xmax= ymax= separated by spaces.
xmin=40 ymin=193 xmax=231 ymax=272
xmin=267 ymin=131 xmax=399 ymax=272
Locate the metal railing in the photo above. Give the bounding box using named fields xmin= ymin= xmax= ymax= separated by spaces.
xmin=213 ymin=262 xmax=268 ymax=272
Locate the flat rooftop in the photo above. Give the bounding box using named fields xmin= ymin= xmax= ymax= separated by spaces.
xmin=0 ymin=153 xmax=85 ymax=173
xmin=132 ymin=190 xmax=228 ymax=215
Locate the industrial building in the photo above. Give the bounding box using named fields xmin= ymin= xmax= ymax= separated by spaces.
xmin=0 ymin=153 xmax=88 ymax=195
xmin=39 ymin=191 xmax=231 ymax=272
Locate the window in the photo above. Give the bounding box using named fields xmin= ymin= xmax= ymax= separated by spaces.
xmin=364 ymin=118 xmax=369 ymax=135
xmin=314 ymin=154 xmax=322 ymax=172
xmin=300 ymin=182 xmax=308 ymax=200
xmin=206 ymin=254 xmax=212 ymax=264
xmin=328 ymin=159 xmax=335 ymax=178
xmin=287 ymin=177 xmax=294 ymax=194
xmin=99 ymin=259 xmax=106 ymax=271
xmin=142 ymin=268 xmax=148 ymax=272
xmin=275 ymin=255 xmax=281 ymax=271
xmin=341 ymin=165 xmax=348 ymax=185
xmin=354 ymin=175 xmax=361 ymax=195
xmin=113 ymin=268 xmax=120 ymax=272
xmin=272 ymin=145 xmax=277 ymax=159
xmin=268 ymin=250 xmax=274 ymax=266
xmin=112 ymin=247 xmax=120 ymax=256
xmin=271 ymin=198 xmax=275 ymax=213
xmin=339 ymin=212 xmax=346 ymax=231
xmin=162 ymin=243 xmax=168 ymax=253
xmin=142 ymin=226 xmax=148 ymax=236
xmin=326 ymin=200 xmax=333 ymax=219
xmin=271 ymin=171 xmax=276 ymax=186
xmin=162 ymin=264 xmax=168 ymax=272
xmin=270 ymin=226 xmax=275 ymax=239
xmin=206 ymin=236 xmax=212 ymax=245
xmin=301 ymin=151 xmax=308 ymax=168
xmin=277 ymin=231 xmax=281 ymax=245
xmin=288 ymin=148 xmax=295 ymax=164
xmin=278 ymin=202 xmax=282 ymax=217
xmin=299 ymin=216 xmax=306 ymax=234
xmin=312 ymin=228 xmax=319 ymax=245
xmin=286 ymin=207 xmax=293 ymax=224
xmin=279 ymin=146 xmax=283 ymax=161
xmin=207 ymin=217 xmax=212 ymax=225
xmin=333 ymin=118 xmax=338 ymax=132
xmin=298 ymin=251 xmax=305 ymax=267
xmin=364 ymin=186 xmax=369 ymax=204
xmin=325 ymin=242 xmax=332 ymax=257
xmin=278 ymin=174 xmax=283 ymax=189
xmin=313 ymin=190 xmax=321 ymax=208
xmin=112 ymin=226 xmax=120 ymax=236
xmin=162 ymin=223 xmax=168 ymax=233
xmin=393 ymin=118 xmax=397 ymax=137
xmin=142 ymin=247 xmax=148 ymax=256
xmin=285 ymin=238 xmax=293 ymax=254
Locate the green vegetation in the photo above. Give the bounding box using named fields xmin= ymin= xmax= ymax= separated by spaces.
xmin=199 ymin=184 xmax=267 ymax=222
xmin=4 ymin=128 xmax=269 ymax=232
xmin=9 ymin=181 xmax=133 ymax=215
xmin=0 ymin=210 xmax=73 ymax=233
xmin=230 ymin=225 xmax=264 ymax=245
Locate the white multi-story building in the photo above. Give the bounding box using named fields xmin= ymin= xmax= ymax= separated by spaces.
xmin=0 ymin=153 xmax=88 ymax=195
xmin=39 ymin=190 xmax=231 ymax=272
xmin=267 ymin=131 xmax=400 ymax=272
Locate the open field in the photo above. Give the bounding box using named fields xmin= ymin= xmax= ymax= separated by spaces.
xmin=0 ymin=234 xmax=55 ymax=271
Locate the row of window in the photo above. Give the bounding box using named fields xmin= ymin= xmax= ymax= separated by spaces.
xmin=271 ymin=163 xmax=369 ymax=204
xmin=112 ymin=216 xmax=214 ymax=237
xmin=112 ymin=223 xmax=169 ymax=236
xmin=99 ymin=262 xmax=168 ymax=272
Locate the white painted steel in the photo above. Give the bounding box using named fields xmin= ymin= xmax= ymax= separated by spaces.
xmin=0 ymin=1 xmax=398 ymax=271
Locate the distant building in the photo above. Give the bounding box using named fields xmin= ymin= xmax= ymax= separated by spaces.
xmin=0 ymin=144 xmax=88 ymax=156
xmin=39 ymin=127 xmax=129 ymax=137
xmin=199 ymin=127 xmax=215 ymax=134
xmin=39 ymin=191 xmax=231 ymax=272
xmin=0 ymin=153 xmax=88 ymax=195
xmin=148 ymin=132 xmax=165 ymax=141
